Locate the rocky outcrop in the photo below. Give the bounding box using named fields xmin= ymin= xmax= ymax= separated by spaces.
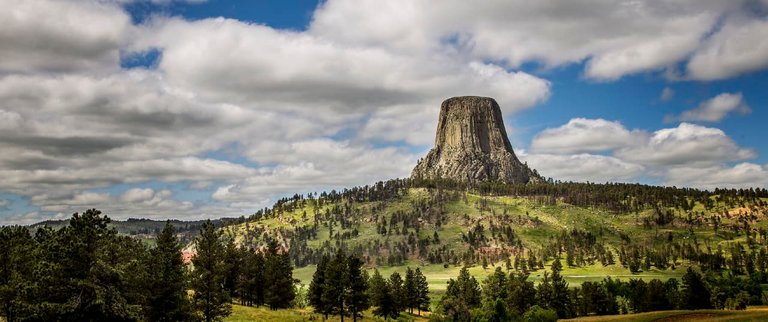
xmin=411 ymin=96 xmax=541 ymax=183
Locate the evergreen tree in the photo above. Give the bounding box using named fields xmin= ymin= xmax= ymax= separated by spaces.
xmin=0 ymin=226 xmax=35 ymax=322
xmin=237 ymin=248 xmax=265 ymax=307
xmin=368 ymin=269 xmax=398 ymax=320
xmin=388 ymin=272 xmax=405 ymax=313
xmin=414 ymin=268 xmax=431 ymax=315
xmin=681 ymin=267 xmax=712 ymax=309
xmin=549 ymin=258 xmax=572 ymax=318
xmin=482 ymin=267 xmax=508 ymax=302
xmin=506 ymin=272 xmax=536 ymax=315
xmin=55 ymin=209 xmax=143 ymax=321
xmin=191 ymin=220 xmax=231 ymax=322
xmin=145 ymin=223 xmax=193 ymax=322
xmin=308 ymin=254 xmax=331 ymax=318
xmin=264 ymin=240 xmax=295 ymax=309
xmin=438 ymin=266 xmax=481 ymax=321
xmin=404 ymin=267 xmax=417 ymax=314
xmin=323 ymin=251 xmax=347 ymax=320
xmin=345 ymin=255 xmax=369 ymax=322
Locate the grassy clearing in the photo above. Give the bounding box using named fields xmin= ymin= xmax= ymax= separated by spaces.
xmin=563 ymin=307 xmax=768 ymax=322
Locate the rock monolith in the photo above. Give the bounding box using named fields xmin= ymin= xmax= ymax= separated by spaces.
xmin=411 ymin=96 xmax=541 ymax=183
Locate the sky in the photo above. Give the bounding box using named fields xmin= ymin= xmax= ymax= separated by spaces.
xmin=1 ymin=0 xmax=767 ymax=224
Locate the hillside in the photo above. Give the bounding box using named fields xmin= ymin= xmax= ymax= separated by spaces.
xmin=221 ymin=179 xmax=768 ymax=290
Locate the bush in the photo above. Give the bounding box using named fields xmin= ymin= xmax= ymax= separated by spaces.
xmin=522 ymin=305 xmax=557 ymax=322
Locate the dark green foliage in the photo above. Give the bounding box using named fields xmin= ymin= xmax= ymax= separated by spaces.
xmin=388 ymin=272 xmax=405 ymax=313
xmin=505 ymin=272 xmax=536 ymax=315
xmin=438 ymin=267 xmax=481 ymax=321
xmin=681 ymin=267 xmax=712 ymax=309
xmin=308 ymin=254 xmax=331 ymax=317
xmin=191 ymin=220 xmax=231 ymax=322
xmin=263 ymin=240 xmax=295 ymax=310
xmin=368 ymin=269 xmax=399 ymax=320
xmin=237 ymin=248 xmax=265 ymax=307
xmin=0 ymin=226 xmax=34 ymax=322
xmin=414 ymin=268 xmax=430 ymax=314
xmin=548 ymin=258 xmax=572 ymax=318
xmin=522 ymin=305 xmax=557 ymax=322
xmin=404 ymin=267 xmax=417 ymax=314
xmin=145 ymin=223 xmax=193 ymax=322
xmin=345 ymin=256 xmax=369 ymax=322
xmin=322 ymin=251 xmax=347 ymax=319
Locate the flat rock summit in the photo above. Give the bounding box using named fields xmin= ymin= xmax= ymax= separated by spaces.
xmin=412 ymin=96 xmax=541 ymax=184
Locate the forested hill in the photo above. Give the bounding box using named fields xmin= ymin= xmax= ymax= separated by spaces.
xmin=224 ymin=178 xmax=768 ymax=273
xmin=31 ymin=217 xmax=247 ymax=244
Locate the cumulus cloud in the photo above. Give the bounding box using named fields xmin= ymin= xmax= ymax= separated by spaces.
xmin=616 ymin=123 xmax=755 ymax=166
xmin=132 ymin=17 xmax=550 ymax=114
xmin=687 ymin=17 xmax=768 ymax=80
xmin=520 ymin=152 xmax=644 ymax=183
xmin=531 ymin=118 xmax=644 ymax=154
xmin=0 ymin=0 xmax=130 ymax=74
xmin=2 ymin=0 xmax=767 ymax=223
xmin=666 ymin=92 xmax=751 ymax=122
xmin=665 ymin=163 xmax=768 ymax=189
xmin=526 ymin=119 xmax=760 ymax=188
xmin=310 ymin=0 xmax=757 ymax=80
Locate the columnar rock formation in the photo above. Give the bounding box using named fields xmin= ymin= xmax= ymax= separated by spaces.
xmin=411 ymin=96 xmax=541 ymax=183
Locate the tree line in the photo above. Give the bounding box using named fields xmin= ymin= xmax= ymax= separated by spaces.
xmin=0 ymin=209 xmax=296 ymax=322
xmin=429 ymin=258 xmax=765 ymax=322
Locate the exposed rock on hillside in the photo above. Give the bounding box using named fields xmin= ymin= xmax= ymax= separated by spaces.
xmin=411 ymin=96 xmax=541 ymax=183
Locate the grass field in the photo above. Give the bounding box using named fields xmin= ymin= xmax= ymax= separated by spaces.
xmin=563 ymin=307 xmax=768 ymax=322
xmin=224 ymin=304 xmax=430 ymax=322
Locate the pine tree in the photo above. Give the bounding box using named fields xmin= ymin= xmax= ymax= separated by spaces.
xmin=550 ymin=258 xmax=572 ymax=318
xmin=388 ymin=272 xmax=405 ymax=313
xmin=191 ymin=220 xmax=231 ymax=322
xmin=404 ymin=267 xmax=417 ymax=314
xmin=368 ymin=269 xmax=398 ymax=320
xmin=323 ymin=251 xmax=347 ymax=320
xmin=681 ymin=267 xmax=712 ymax=309
xmin=345 ymin=255 xmax=369 ymax=322
xmin=506 ymin=272 xmax=536 ymax=315
xmin=0 ymin=226 xmax=35 ymax=322
xmin=264 ymin=240 xmax=295 ymax=309
xmin=308 ymin=254 xmax=331 ymax=318
xmin=414 ymin=268 xmax=430 ymax=315
xmin=145 ymin=222 xmax=193 ymax=322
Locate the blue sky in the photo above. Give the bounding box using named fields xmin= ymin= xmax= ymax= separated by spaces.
xmin=0 ymin=0 xmax=767 ymax=224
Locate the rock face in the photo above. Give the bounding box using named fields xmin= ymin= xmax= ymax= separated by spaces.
xmin=411 ymin=96 xmax=541 ymax=183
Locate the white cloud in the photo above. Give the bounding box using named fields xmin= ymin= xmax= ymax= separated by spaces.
xmin=216 ymin=139 xmax=417 ymax=208
xmin=687 ymin=17 xmax=768 ymax=80
xmin=310 ymin=0 xmax=747 ymax=80
xmin=616 ymin=123 xmax=755 ymax=166
xmin=531 ymin=118 xmax=644 ymax=154
xmin=665 ymin=163 xmax=768 ymax=189
xmin=667 ymin=92 xmax=751 ymax=122
xmin=0 ymin=0 xmax=130 ymax=74
xmin=133 ymin=17 xmax=550 ymax=114
xmin=520 ymin=152 xmax=644 ymax=183
xmin=525 ymin=119 xmax=761 ymax=189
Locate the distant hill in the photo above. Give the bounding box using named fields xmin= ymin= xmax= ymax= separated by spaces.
xmin=31 ymin=217 xmax=246 ymax=245
xmin=222 ymin=178 xmax=768 ymax=277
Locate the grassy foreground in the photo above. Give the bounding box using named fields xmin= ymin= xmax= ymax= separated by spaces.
xmin=225 ymin=304 xmax=430 ymax=322
xmin=563 ymin=306 xmax=768 ymax=322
